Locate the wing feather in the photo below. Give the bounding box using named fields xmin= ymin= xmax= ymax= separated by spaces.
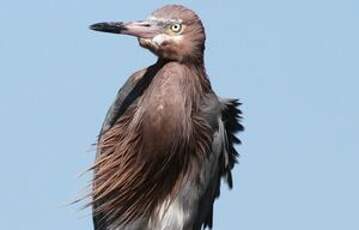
xmin=202 ymin=98 xmax=244 ymax=229
xmin=93 ymin=64 xmax=163 ymax=230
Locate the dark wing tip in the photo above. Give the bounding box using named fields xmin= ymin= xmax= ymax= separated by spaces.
xmin=221 ymin=98 xmax=244 ymax=187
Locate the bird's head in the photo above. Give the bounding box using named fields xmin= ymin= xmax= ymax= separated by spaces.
xmin=90 ymin=5 xmax=206 ymax=63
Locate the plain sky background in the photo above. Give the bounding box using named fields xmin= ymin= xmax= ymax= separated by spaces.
xmin=1 ymin=0 xmax=358 ymax=229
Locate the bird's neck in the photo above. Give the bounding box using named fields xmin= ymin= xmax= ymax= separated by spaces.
xmin=157 ymin=58 xmax=212 ymax=93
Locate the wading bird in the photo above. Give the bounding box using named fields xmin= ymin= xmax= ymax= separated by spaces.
xmin=89 ymin=4 xmax=243 ymax=230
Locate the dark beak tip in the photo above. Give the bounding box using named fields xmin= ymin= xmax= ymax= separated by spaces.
xmin=89 ymin=22 xmax=125 ymax=34
xmin=89 ymin=24 xmax=96 ymax=30
xmin=89 ymin=23 xmax=105 ymax=31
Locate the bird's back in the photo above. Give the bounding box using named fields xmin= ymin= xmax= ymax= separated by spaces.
xmin=92 ymin=61 xmax=243 ymax=230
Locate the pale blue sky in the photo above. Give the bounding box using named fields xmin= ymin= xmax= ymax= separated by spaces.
xmin=1 ymin=0 xmax=358 ymax=229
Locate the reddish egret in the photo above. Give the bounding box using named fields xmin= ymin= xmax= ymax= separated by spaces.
xmin=89 ymin=4 xmax=243 ymax=230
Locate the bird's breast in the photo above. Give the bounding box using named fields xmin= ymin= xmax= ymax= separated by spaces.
xmin=139 ymin=66 xmax=194 ymax=153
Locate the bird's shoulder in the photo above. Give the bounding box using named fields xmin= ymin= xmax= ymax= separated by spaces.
xmin=99 ymin=67 xmax=148 ymax=137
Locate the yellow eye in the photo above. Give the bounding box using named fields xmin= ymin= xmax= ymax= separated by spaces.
xmin=170 ymin=23 xmax=182 ymax=33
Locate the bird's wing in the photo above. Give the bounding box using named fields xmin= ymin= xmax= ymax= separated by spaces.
xmin=93 ymin=66 xmax=157 ymax=230
xmin=200 ymin=98 xmax=244 ymax=229
xmin=98 ymin=69 xmax=146 ymax=140
xmin=218 ymin=98 xmax=244 ymax=187
xmin=97 ymin=62 xmax=164 ymax=140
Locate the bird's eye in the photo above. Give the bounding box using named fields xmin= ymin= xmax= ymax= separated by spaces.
xmin=170 ymin=23 xmax=182 ymax=33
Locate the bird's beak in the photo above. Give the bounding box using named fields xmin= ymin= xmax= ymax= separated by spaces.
xmin=89 ymin=20 xmax=160 ymax=39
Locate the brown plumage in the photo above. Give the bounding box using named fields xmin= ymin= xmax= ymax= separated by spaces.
xmin=89 ymin=4 xmax=243 ymax=230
